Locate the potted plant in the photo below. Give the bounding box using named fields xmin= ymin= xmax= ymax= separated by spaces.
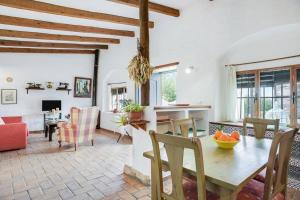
xmin=113 ymin=114 xmax=128 ymax=127
xmin=123 ymin=103 xmax=144 ymax=122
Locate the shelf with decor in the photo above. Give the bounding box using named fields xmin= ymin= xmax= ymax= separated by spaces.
xmin=25 ymin=87 xmax=45 ymax=94
xmin=56 ymin=88 xmax=72 ymax=95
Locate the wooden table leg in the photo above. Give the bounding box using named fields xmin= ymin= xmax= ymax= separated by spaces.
xmin=45 ymin=125 xmax=48 ymax=137
xmin=49 ymin=126 xmax=53 ymax=142
xmin=206 ymin=181 xmax=237 ymax=200
xmin=151 ymin=160 xmax=158 ymax=200
xmin=219 ymin=187 xmax=237 ymax=200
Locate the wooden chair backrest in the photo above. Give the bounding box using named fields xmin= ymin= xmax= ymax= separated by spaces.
xmin=264 ymin=128 xmax=298 ymax=200
xmin=149 ymin=131 xmax=206 ymax=200
xmin=170 ymin=118 xmax=197 ymax=137
xmin=243 ymin=117 xmax=279 ymax=138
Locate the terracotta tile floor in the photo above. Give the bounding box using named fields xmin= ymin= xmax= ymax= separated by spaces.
xmin=0 ymin=129 xmax=299 ymax=200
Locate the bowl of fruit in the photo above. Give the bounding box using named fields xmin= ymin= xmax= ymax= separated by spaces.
xmin=213 ymin=128 xmax=240 ymax=149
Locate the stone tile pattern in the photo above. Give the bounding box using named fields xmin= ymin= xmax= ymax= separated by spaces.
xmin=0 ymin=130 xmax=150 ymax=200
xmin=209 ymin=122 xmax=300 ymax=190
xmin=0 ymin=129 xmax=298 ymax=200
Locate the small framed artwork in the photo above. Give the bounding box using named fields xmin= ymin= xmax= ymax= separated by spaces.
xmin=74 ymin=77 xmax=92 ymax=98
xmin=1 ymin=89 xmax=17 ymax=104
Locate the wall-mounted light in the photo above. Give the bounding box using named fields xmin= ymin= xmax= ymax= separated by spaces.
xmin=185 ymin=66 xmax=194 ymax=74
xmin=5 ymin=76 xmax=13 ymax=83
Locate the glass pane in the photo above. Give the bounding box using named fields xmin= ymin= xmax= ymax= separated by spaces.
xmin=297 ymin=97 xmax=300 ymax=123
xmin=237 ymin=98 xmax=241 ymax=119
xmin=237 ymin=88 xmax=242 ymax=98
xmin=161 ymin=71 xmax=177 ymax=105
xmin=236 ymin=73 xmax=256 ymax=120
xmin=260 ymin=98 xmax=272 ymax=118
xmin=260 ymin=69 xmax=290 ymax=125
xmin=275 ymin=84 xmax=281 ymax=96
xmin=297 ymin=82 xmax=300 ymax=97
xmin=264 ymin=87 xmax=273 ymax=97
xmin=296 ymin=69 xmax=300 ymax=122
xmin=249 ymin=87 xmax=255 ymax=97
xmin=282 ymin=83 xmax=290 ymax=96
xmin=242 ymin=88 xmax=248 ymax=97
xmin=241 ymin=98 xmax=255 ymax=118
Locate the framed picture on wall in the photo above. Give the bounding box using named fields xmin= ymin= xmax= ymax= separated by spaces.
xmin=74 ymin=77 xmax=92 ymax=98
xmin=1 ymin=89 xmax=17 ymax=104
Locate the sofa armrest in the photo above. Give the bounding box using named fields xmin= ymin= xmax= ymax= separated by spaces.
xmin=2 ymin=116 xmax=22 ymax=124
xmin=0 ymin=123 xmax=27 ymax=151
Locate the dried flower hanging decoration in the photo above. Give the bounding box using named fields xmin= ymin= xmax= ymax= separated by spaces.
xmin=128 ymin=39 xmax=153 ymax=85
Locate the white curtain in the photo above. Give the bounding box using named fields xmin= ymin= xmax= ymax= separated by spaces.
xmin=224 ymin=66 xmax=238 ymax=122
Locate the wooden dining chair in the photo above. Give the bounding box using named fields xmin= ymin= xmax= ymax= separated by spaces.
xmin=237 ymin=128 xmax=298 ymax=200
xmin=170 ymin=118 xmax=205 ymax=138
xmin=243 ymin=117 xmax=280 ymax=139
xmin=149 ymin=131 xmax=218 ymax=200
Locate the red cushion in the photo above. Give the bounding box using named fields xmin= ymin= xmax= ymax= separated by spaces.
xmin=1 ymin=116 xmax=22 ymax=124
xmin=182 ymin=177 xmax=219 ymax=200
xmin=254 ymin=168 xmax=267 ymax=183
xmin=237 ymin=179 xmax=285 ymax=200
xmin=254 ymin=168 xmax=276 ymax=183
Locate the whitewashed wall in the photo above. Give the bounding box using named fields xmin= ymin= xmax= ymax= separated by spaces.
xmin=0 ymin=53 xmax=94 ymax=130
xmin=99 ymin=0 xmax=300 ymax=130
xmin=1 ymin=0 xmax=300 ymax=132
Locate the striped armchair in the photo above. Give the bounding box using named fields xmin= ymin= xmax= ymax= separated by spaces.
xmin=57 ymin=107 xmax=99 ymax=151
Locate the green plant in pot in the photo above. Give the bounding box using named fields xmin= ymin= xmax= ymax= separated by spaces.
xmin=113 ymin=114 xmax=128 ymax=127
xmin=123 ymin=103 xmax=144 ymax=122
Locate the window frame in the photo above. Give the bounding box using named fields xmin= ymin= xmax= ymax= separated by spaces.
xmin=109 ymin=86 xmax=127 ymax=111
xmin=236 ymin=72 xmax=257 ymax=119
xmin=237 ymin=64 xmax=300 ymax=127
xmin=151 ymin=63 xmax=178 ymax=106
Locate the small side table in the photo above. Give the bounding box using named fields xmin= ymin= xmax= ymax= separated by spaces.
xmin=45 ymin=121 xmax=58 ymax=142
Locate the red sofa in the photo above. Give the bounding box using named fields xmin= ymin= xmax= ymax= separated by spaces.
xmin=0 ymin=116 xmax=28 ymax=151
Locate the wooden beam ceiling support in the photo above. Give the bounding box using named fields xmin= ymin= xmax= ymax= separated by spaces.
xmin=0 ymin=0 xmax=154 ymax=28
xmin=0 ymin=15 xmax=134 ymax=37
xmin=0 ymin=47 xmax=95 ymax=54
xmin=140 ymin=0 xmax=150 ymax=106
xmin=0 ymin=39 xmax=108 ymax=49
xmin=109 ymin=0 xmax=180 ymax=17
xmin=0 ymin=29 xmax=120 ymax=44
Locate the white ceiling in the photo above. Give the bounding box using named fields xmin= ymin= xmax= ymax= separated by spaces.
xmin=0 ymin=0 xmax=197 ymax=46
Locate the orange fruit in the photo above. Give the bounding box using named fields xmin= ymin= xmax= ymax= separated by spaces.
xmin=218 ymin=134 xmax=231 ymax=141
xmin=230 ymin=131 xmax=240 ymax=140
xmin=214 ymin=130 xmax=223 ymax=139
xmin=228 ymin=137 xmax=237 ymax=142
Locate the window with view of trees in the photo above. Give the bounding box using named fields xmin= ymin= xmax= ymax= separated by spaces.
xmin=150 ymin=69 xmax=177 ymax=106
xmin=110 ymin=87 xmax=127 ymax=111
xmin=161 ymin=71 xmax=176 ymax=105
xmin=236 ymin=65 xmax=300 ymax=127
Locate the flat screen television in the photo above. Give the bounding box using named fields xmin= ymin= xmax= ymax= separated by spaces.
xmin=42 ymin=100 xmax=61 ymax=111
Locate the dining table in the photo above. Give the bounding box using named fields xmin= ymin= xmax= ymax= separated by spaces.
xmin=143 ymin=135 xmax=273 ymax=200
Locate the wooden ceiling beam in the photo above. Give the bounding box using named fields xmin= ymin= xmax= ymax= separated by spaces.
xmin=0 ymin=15 xmax=134 ymax=37
xmin=0 ymin=47 xmax=95 ymax=54
xmin=109 ymin=0 xmax=180 ymax=17
xmin=0 ymin=39 xmax=108 ymax=49
xmin=0 ymin=29 xmax=120 ymax=44
xmin=154 ymin=62 xmax=179 ymax=70
xmin=0 ymin=0 xmax=154 ymax=28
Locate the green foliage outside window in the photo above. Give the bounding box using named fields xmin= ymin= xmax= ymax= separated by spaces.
xmin=161 ymin=72 xmax=176 ymax=102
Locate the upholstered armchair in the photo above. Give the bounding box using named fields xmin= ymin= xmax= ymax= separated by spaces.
xmin=57 ymin=107 xmax=99 ymax=151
